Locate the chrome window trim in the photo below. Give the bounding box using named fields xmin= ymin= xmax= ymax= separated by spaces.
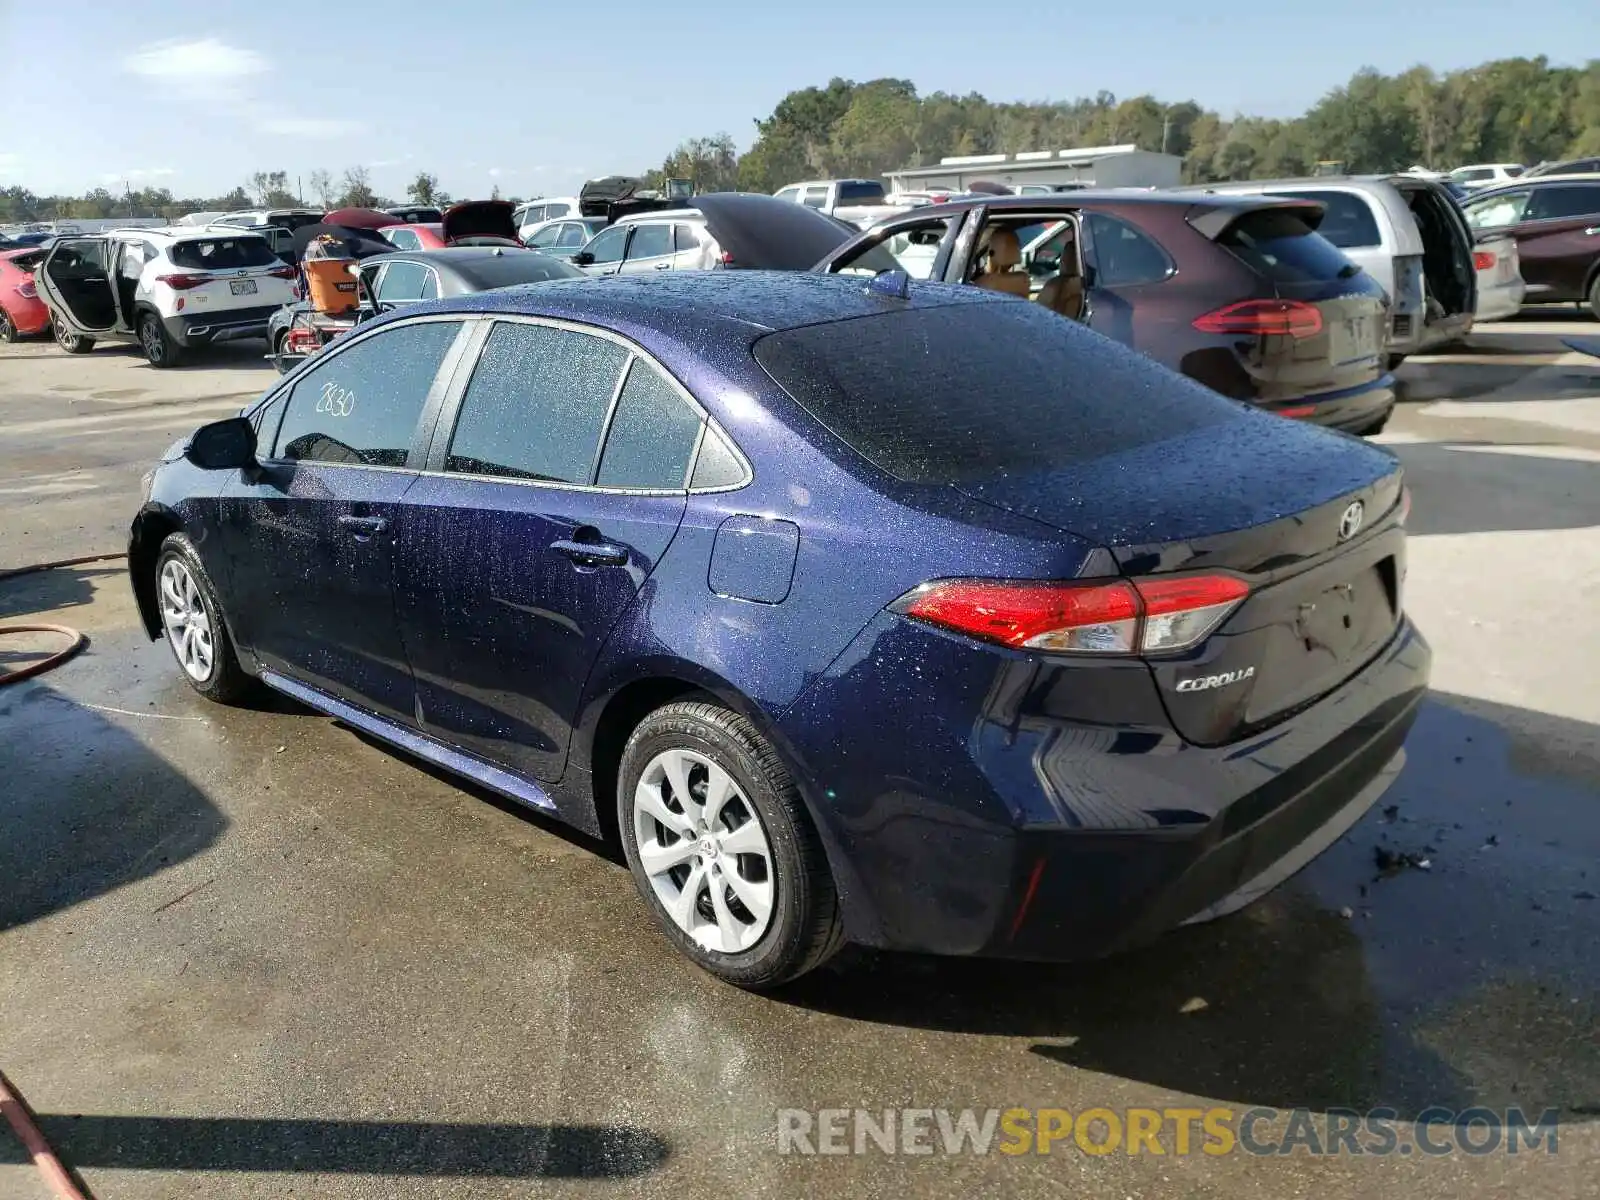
xmin=432 ymin=312 xmax=753 ymax=496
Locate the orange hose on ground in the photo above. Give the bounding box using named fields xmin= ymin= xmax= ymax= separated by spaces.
xmin=0 ymin=625 xmax=88 ymax=686
xmin=0 ymin=1069 xmax=93 ymax=1200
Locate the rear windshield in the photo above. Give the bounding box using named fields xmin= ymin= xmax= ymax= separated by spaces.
xmin=752 ymin=302 xmax=1241 ymax=484
xmin=457 ymin=254 xmax=583 ymax=288
xmin=1292 ymin=190 xmax=1382 ymax=249
xmin=1217 ymin=210 xmax=1359 ymax=284
xmin=9 ymin=249 xmax=44 ymax=272
xmin=836 ymin=181 xmax=886 ymax=205
xmin=170 ymin=237 xmax=280 ymax=270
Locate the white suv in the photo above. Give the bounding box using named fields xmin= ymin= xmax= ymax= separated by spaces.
xmin=35 ymin=227 xmax=298 ymax=366
xmin=570 ymin=210 xmax=725 ymax=276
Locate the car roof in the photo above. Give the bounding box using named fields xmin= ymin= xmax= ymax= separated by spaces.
xmin=369 ymin=247 xmax=539 ymax=265
xmin=103 ymin=226 xmax=271 ymax=242
xmin=1465 ymin=174 xmax=1600 ymax=198
xmin=898 ymin=189 xmax=1321 ymax=219
xmin=401 ymin=269 xmax=1004 ymax=338
xmin=616 ymin=208 xmax=704 ymax=225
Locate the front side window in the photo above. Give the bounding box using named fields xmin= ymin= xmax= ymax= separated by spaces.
xmin=272 ymin=320 xmax=462 ymax=467
xmin=835 ymin=217 xmax=950 ymax=279
xmin=596 ymin=359 xmax=703 ymax=489
xmin=1084 ymin=213 xmax=1176 ymax=286
xmin=625 ymin=224 xmax=672 ymax=260
xmin=527 ymin=224 xmax=561 ymax=248
xmin=583 ymin=225 xmax=628 ymax=265
xmin=446 ymin=322 xmax=629 ymax=484
xmin=1464 ymin=191 xmax=1531 ymax=230
xmin=557 ymin=223 xmax=589 ymax=248
xmin=801 ymin=187 xmax=828 ymax=209
xmin=775 ymin=187 xmax=800 ymax=203
xmin=1527 ymin=185 xmax=1600 ymax=222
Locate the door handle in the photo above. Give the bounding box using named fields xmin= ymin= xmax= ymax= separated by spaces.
xmin=337 ymin=514 xmax=388 ymax=536
xmin=550 ymin=538 xmax=628 ymax=567
xmin=1585 ymin=226 xmax=1600 ymax=236
xmin=653 ymin=261 xmax=672 ymax=270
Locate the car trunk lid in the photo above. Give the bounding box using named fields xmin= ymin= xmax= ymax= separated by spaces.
xmin=441 ymin=200 xmax=519 ymax=244
xmin=690 ymin=192 xmax=859 ymax=270
xmin=952 ymin=416 xmax=1405 ymax=744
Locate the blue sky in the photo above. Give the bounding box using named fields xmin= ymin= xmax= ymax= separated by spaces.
xmin=2 ymin=0 xmax=1595 ymax=201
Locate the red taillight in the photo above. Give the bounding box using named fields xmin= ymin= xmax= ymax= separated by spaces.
xmin=284 ymin=327 xmax=320 ymax=354
xmin=267 ymin=265 xmax=297 ymax=279
xmin=16 ymin=276 xmax=37 ymax=298
xmin=717 ymin=251 xmax=735 ymax=267
xmin=1193 ymin=299 xmax=1323 ymax=339
xmin=156 ymin=272 xmax=211 ymax=290
xmin=1277 ymin=404 xmax=1316 ymax=419
xmin=1472 ymin=250 xmax=1496 ymax=271
xmin=893 ymin=574 xmax=1249 ymax=656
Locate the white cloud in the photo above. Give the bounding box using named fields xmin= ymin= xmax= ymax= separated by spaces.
xmin=257 ymin=117 xmax=366 ymax=138
xmin=487 ymin=167 xmax=502 ymax=178
xmin=123 ymin=38 xmax=268 ymax=82
xmin=101 ymin=167 xmax=176 ymax=183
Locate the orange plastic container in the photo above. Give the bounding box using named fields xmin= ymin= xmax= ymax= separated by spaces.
xmin=304 ymin=257 xmax=360 ymax=315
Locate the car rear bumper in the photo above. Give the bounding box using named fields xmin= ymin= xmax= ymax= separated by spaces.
xmin=164 ymin=304 xmax=281 ymax=346
xmin=780 ymin=613 xmax=1430 ymax=961
xmin=4 ymin=297 xmax=51 ymax=334
xmin=1264 ymin=374 xmax=1395 ymax=432
xmin=1475 ymin=277 xmax=1526 ymax=323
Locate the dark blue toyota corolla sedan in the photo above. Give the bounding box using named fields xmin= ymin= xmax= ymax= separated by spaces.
xmin=130 ymin=271 xmax=1430 ymax=988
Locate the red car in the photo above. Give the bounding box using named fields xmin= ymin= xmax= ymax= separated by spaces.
xmin=378 ymin=200 xmax=524 ymax=252
xmin=0 ymin=247 xmax=51 ymax=341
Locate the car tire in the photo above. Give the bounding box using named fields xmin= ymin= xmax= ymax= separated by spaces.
xmin=139 ymin=311 xmax=183 ymax=368
xmin=618 ymin=700 xmax=843 ymax=988
xmin=53 ymin=318 xmax=93 ymax=354
xmin=154 ymin=533 xmax=256 ymax=704
xmin=1588 ymin=275 xmax=1600 ymax=322
xmin=0 ymin=307 xmax=18 ymax=343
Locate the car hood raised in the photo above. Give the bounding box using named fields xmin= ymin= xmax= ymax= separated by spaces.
xmin=690 ymin=193 xmax=860 ymax=271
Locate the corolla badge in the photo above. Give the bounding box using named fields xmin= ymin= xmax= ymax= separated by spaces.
xmin=1338 ymin=500 xmax=1365 ymax=542
xmin=1175 ymin=666 xmax=1256 ymax=693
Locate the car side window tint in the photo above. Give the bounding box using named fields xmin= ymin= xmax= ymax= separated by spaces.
xmin=447 ymin=322 xmax=629 ymax=484
xmin=596 ymin=359 xmax=703 ymax=489
xmin=389 ymin=228 xmax=419 ymax=251
xmin=584 ymin=226 xmax=628 ymax=264
xmin=272 ymin=320 xmax=462 ymax=467
xmin=419 ymin=269 xmax=438 ymax=300
xmin=557 ymin=223 xmax=588 ymax=247
xmin=528 ymin=225 xmax=560 ymax=247
xmin=546 ymin=203 xmax=571 ymax=218
xmin=690 ymin=426 xmax=747 ymax=490
xmin=1085 ymin=213 xmax=1175 ymax=286
xmin=1465 ymin=191 xmax=1530 ymax=230
xmin=1528 ymin=185 xmax=1600 ymax=221
xmin=674 ymin=224 xmax=702 ymax=251
xmin=626 ymin=224 xmax=671 ymax=260
xmin=377 ymin=261 xmax=429 ymax=302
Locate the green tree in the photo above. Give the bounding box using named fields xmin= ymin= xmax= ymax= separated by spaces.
xmin=339 ymin=166 xmax=377 ymax=209
xmin=407 ymin=171 xmax=446 ymax=206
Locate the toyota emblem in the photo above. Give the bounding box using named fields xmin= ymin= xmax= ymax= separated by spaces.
xmin=1338 ymin=500 xmax=1365 ymax=542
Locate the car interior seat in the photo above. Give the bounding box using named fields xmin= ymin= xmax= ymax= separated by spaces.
xmin=1038 ymin=233 xmax=1087 ymax=321
xmin=972 ymin=229 xmax=1030 ymax=297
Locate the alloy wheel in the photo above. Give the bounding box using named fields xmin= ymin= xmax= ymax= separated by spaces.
xmin=54 ymin=322 xmax=77 ymax=350
xmin=158 ymin=558 xmax=215 ymax=681
xmin=632 ymin=747 xmax=775 ymax=953
xmin=141 ymin=316 xmax=164 ymax=363
xmin=0 ymin=310 xmax=14 ymax=341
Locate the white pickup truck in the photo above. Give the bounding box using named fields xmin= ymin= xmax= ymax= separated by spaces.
xmin=772 ymin=179 xmax=889 ymax=219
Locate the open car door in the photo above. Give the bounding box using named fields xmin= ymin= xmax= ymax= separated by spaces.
xmin=36 ymin=237 xmax=118 ymax=340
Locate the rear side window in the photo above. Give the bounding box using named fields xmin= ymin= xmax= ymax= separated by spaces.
xmin=446 ymin=321 xmax=629 ymax=484
xmin=753 ymin=303 xmax=1240 ymax=484
xmin=595 ymin=359 xmax=703 ymax=489
xmin=171 ymin=237 xmax=279 ymax=269
xmin=1464 ymin=191 xmax=1530 ymax=229
xmin=626 ymin=224 xmax=671 ymax=259
xmin=1292 ymin=190 xmax=1382 ymax=249
xmin=557 ymin=223 xmax=589 ymax=247
xmin=1528 ymin=185 xmax=1600 ymax=221
xmin=1216 ymin=210 xmax=1357 ymax=284
xmin=546 ymin=202 xmax=571 ymax=218
xmin=836 ymin=181 xmax=886 ymax=205
xmin=273 ymin=320 xmax=462 ymax=467
xmin=1084 ymin=213 xmax=1174 ymax=285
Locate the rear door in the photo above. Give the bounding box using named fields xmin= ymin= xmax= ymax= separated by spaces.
xmin=617 ymin=222 xmax=674 ymax=273
xmin=218 ymin=316 xmax=471 ymax=723
xmin=392 ymin=318 xmax=703 ymax=782
xmin=35 ymin=237 xmax=116 ymax=334
xmin=1078 ymin=211 xmax=1178 ymax=350
xmin=1516 ymin=183 xmax=1600 ymax=300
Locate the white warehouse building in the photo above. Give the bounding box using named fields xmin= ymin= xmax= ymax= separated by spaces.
xmin=886 ymin=144 xmax=1183 ymax=194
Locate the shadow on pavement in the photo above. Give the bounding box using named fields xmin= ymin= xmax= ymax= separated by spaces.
xmin=0 ymin=679 xmax=227 ymax=932
xmin=0 ymin=564 xmax=121 ymax=620
xmin=1394 ymin=358 xmax=1600 ymax=404
xmin=1386 ymin=439 xmax=1600 ymax=536
xmin=778 ymin=692 xmax=1600 ymax=1124
xmin=0 ymin=1116 xmax=668 ymax=1178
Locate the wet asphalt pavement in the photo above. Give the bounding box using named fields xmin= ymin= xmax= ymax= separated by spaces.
xmin=2 ymin=323 xmax=1598 ymax=1197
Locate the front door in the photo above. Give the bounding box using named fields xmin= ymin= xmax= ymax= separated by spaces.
xmin=218 ymin=316 xmax=471 ymax=722
xmin=617 ymin=223 xmax=674 ymax=274
xmin=393 ymin=318 xmax=703 ymax=782
xmin=576 ymin=224 xmax=629 ymax=275
xmin=35 ymin=237 xmax=118 ymax=336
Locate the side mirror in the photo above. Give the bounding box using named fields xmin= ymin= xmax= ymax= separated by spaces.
xmin=571 ymin=251 xmax=595 ymax=266
xmin=186 ymin=416 xmax=257 ymax=470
